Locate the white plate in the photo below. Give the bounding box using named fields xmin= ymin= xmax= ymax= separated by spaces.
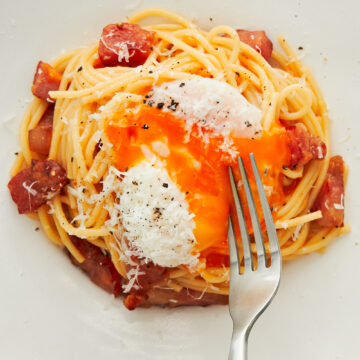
xmin=0 ymin=1 xmax=359 ymax=359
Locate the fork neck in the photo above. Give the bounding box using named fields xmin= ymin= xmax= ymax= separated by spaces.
xmin=228 ymin=327 xmax=249 ymax=360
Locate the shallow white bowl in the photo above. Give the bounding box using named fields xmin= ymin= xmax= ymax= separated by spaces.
xmin=0 ymin=0 xmax=359 ymax=359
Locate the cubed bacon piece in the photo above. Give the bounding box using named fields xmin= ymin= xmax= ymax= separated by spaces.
xmin=28 ymin=106 xmax=54 ymax=155
xmin=31 ymin=61 xmax=62 ymax=101
xmin=8 ymin=160 xmax=67 ymax=214
xmin=124 ymin=294 xmax=145 ymax=311
xmin=312 ymin=155 xmax=345 ymax=228
xmin=98 ymin=23 xmax=155 ymax=67
xmin=286 ymin=123 xmax=327 ymax=169
xmin=144 ymin=287 xmax=228 ymax=308
xmin=68 ymin=237 xmax=123 ymax=297
xmin=123 ymin=261 xmax=169 ymax=310
xmin=236 ymin=29 xmax=273 ymax=61
xmin=123 ymin=264 xmax=227 ymax=309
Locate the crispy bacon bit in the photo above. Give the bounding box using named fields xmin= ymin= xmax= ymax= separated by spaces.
xmin=286 ymin=123 xmax=327 ymax=169
xmin=236 ymin=29 xmax=273 ymax=61
xmin=144 ymin=287 xmax=228 ymax=308
xmin=124 ymin=294 xmax=145 ymax=311
xmin=31 ymin=61 xmax=62 ymax=101
xmin=68 ymin=236 xmax=123 ymax=297
xmin=28 ymin=106 xmax=54 ymax=155
xmin=312 ymin=156 xmax=345 ymax=228
xmin=123 ymin=261 xmax=169 ymax=310
xmin=98 ymin=23 xmax=155 ymax=67
xmin=65 ymin=239 xmax=227 ymax=309
xmin=8 ymin=160 xmax=67 ymax=214
xmin=205 ymin=253 xmax=230 ymax=268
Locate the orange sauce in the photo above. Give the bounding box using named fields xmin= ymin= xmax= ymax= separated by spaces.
xmin=106 ymin=106 xmax=290 ymax=267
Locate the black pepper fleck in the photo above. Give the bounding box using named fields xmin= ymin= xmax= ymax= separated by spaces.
xmin=245 ymin=120 xmax=252 ymax=127
xmin=167 ymin=99 xmax=179 ymax=111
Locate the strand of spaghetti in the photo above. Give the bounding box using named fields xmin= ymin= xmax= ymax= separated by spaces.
xmin=217 ymin=47 xmax=237 ymax=87
xmin=175 ymin=277 xmax=228 ymax=295
xmin=307 ymin=159 xmax=330 ymax=209
xmin=277 ymin=161 xmax=319 ymax=218
xmin=84 ymin=198 xmax=107 ymax=228
xmin=278 ymin=39 xmax=329 ymax=141
xmin=51 ymin=49 xmax=83 ymax=73
xmin=127 ymin=8 xmax=192 ymax=28
xmin=262 ymin=92 xmax=279 ymax=130
xmin=201 ymin=268 xmax=229 ymax=284
xmin=147 ymin=24 xmax=184 ymax=31
xmin=294 ymin=225 xmax=350 ymax=255
xmin=52 ymin=214 xmax=85 ymax=263
xmin=229 ymin=63 xmax=261 ymax=88
xmin=104 ymin=235 xmax=127 ymax=278
xmin=174 ymin=29 xmax=220 ymax=59
xmin=166 ymin=281 xmax=183 ymax=292
xmin=169 ymin=268 xmax=188 ymax=279
xmin=84 ymin=153 xmax=110 ymax=183
xmin=94 ymin=206 xmax=109 ymax=228
xmin=9 ymin=152 xmax=24 ymax=177
xmin=280 ymin=223 xmax=310 ymax=256
xmin=49 ymin=71 xmax=139 ymax=99
xmin=37 ymin=205 xmax=63 ymax=246
xmin=155 ymin=30 xmax=218 ymax=75
xmin=277 ymin=83 xmax=313 ymax=120
xmin=275 ymin=210 xmax=322 ymax=229
xmin=53 ymin=196 xmax=110 ymax=238
xmin=282 ymin=166 xmax=304 ymax=179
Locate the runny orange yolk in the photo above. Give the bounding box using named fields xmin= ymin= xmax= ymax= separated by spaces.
xmin=105 ymin=106 xmax=290 ymax=268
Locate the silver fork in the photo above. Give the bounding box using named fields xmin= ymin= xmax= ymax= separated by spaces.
xmin=227 ymin=153 xmax=282 ymax=360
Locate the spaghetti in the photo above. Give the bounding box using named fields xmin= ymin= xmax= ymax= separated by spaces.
xmin=8 ymin=8 xmax=349 ymax=309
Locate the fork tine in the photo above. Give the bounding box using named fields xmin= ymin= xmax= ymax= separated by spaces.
xmin=228 ymin=167 xmax=253 ymax=272
xmin=237 ymin=156 xmax=267 ymax=269
xmin=249 ymin=153 xmax=281 ymax=262
xmin=227 ymin=215 xmax=240 ymax=274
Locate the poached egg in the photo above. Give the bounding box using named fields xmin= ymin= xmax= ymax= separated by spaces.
xmin=105 ymin=78 xmax=290 ymax=269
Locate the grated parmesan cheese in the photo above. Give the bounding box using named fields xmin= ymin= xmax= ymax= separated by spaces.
xmin=317 ymin=145 xmax=324 ymax=159
xmin=334 ymin=194 xmax=344 ymax=210
xmin=122 ymin=265 xmax=144 ymax=293
xmin=292 ymin=224 xmax=303 ymax=241
xmin=147 ymin=78 xmax=262 ymax=156
xmin=67 ymin=185 xmax=89 ymax=230
xmin=101 ymin=32 xmax=135 ymax=63
xmin=103 ymin=162 xmax=199 ymax=269
xmin=22 ymin=181 xmax=38 ymax=196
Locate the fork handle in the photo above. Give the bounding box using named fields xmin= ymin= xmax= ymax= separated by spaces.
xmin=229 ymin=328 xmax=248 ymax=360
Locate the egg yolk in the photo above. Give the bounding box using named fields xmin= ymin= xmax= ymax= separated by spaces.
xmin=105 ymin=106 xmax=290 ymax=268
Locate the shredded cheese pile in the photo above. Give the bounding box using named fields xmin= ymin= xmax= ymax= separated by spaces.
xmin=147 ymin=78 xmax=262 ymax=141
xmin=103 ymin=162 xmax=199 ymax=269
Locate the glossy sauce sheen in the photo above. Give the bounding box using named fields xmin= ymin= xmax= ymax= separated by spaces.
xmin=105 ymin=106 xmax=290 ymax=267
